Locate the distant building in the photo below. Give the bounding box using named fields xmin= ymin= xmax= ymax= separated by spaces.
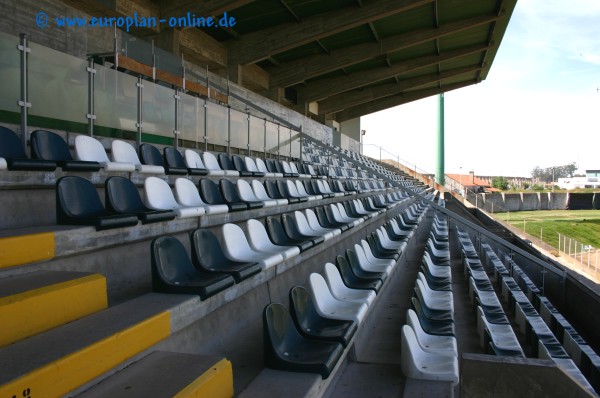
xmin=557 ymin=170 xmax=600 ymax=190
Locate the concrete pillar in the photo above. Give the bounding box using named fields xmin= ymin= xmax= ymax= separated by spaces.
xmin=436 ymin=93 xmax=445 ymax=185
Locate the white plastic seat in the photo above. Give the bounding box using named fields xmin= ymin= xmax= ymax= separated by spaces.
xmin=75 ymin=135 xmax=136 ymax=172
xmin=295 ymin=180 xmax=321 ymax=201
xmin=286 ymin=179 xmax=309 ymax=200
xmin=304 ymin=209 xmax=341 ymax=237
xmin=376 ymin=228 xmax=406 ymax=251
xmin=111 ymin=140 xmax=164 ymax=174
xmin=308 ymin=273 xmax=368 ymax=324
xmin=251 ymin=180 xmax=288 ymax=206
xmin=328 ymin=204 xmax=355 ymax=227
xmin=202 ymin=152 xmax=237 ymax=177
xmin=289 ymin=162 xmax=310 ymax=178
xmin=415 ymin=280 xmax=454 ymax=312
xmin=407 ymin=310 xmax=457 ymax=357
xmin=359 ymin=240 xmax=395 ymax=268
xmin=174 ymin=178 xmax=229 ymax=215
xmin=401 ymin=325 xmax=459 ymax=384
xmin=221 ymin=223 xmax=284 ymax=269
xmin=323 ymin=263 xmax=375 ymax=305
xmin=236 ymin=180 xmax=275 ymax=207
xmin=0 ymin=158 xmax=7 ymax=170
xmin=255 ymin=158 xmax=282 ymax=177
xmin=184 ymin=149 xmax=211 ymax=173
xmin=244 ymin=157 xmax=261 ymax=174
xmin=322 ymin=181 xmax=344 ymax=197
xmin=334 ymin=203 xmax=362 ymax=226
xmin=293 ymin=211 xmax=334 ymax=241
xmin=143 ymin=177 xmax=205 ymax=218
xmin=244 ymin=219 xmax=300 ymax=260
xmin=423 ymin=253 xmax=452 ymax=279
xmin=353 ymin=244 xmax=392 ymax=275
xmin=476 ymin=307 xmax=524 ymax=356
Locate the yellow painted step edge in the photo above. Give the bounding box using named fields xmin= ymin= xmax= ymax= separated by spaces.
xmin=0 ymin=311 xmax=171 ymax=398
xmin=0 ymin=274 xmax=108 ymax=348
xmin=174 ymin=358 xmax=234 ymax=398
xmin=0 ymin=232 xmax=55 ymax=269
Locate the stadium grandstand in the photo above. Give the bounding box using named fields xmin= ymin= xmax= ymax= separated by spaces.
xmin=1 ymin=0 xmax=600 ymax=397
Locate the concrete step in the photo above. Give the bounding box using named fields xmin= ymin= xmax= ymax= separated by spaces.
xmin=0 ymin=231 xmax=55 ymax=269
xmin=0 ymin=293 xmax=191 ymax=398
xmin=0 ymin=270 xmax=107 ymax=348
xmin=77 ymin=351 xmax=233 ymax=398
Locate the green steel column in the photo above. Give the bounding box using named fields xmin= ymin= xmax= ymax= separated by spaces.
xmin=436 ymin=93 xmax=445 ymax=186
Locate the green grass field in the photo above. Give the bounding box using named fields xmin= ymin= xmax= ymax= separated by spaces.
xmin=492 ymin=210 xmax=600 ymax=249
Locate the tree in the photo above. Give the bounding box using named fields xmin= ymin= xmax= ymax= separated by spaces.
xmin=492 ymin=176 xmax=509 ymax=190
xmin=531 ymin=163 xmax=577 ymax=183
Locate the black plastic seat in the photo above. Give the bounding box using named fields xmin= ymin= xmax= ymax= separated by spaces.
xmin=324 ymin=205 xmax=353 ymax=229
xmin=281 ymin=213 xmax=324 ymax=246
xmin=413 ymin=287 xmax=453 ymax=322
xmin=0 ymin=126 xmax=56 ymax=171
xmin=411 ymin=297 xmax=455 ymax=336
xmin=105 ymin=176 xmax=176 ymax=224
xmin=384 ymin=223 xmax=409 ymax=242
xmin=266 ymin=216 xmax=314 ymax=252
xmin=345 ymin=249 xmax=387 ymax=283
xmin=30 ymin=130 xmax=101 ymax=171
xmin=315 ymin=206 xmax=349 ymax=232
xmin=164 ymin=147 xmax=208 ymax=175
xmin=56 ymin=176 xmax=139 ymax=230
xmin=368 ymin=233 xmax=400 ymax=260
xmin=219 ymin=179 xmax=263 ymax=210
xmin=232 ymin=155 xmax=264 ymax=177
xmin=151 ymin=236 xmax=235 ymax=299
xmin=342 ymin=201 xmax=365 ymax=219
xmin=335 ymin=256 xmax=382 ymax=293
xmin=263 ymin=303 xmax=344 ymax=379
xmin=199 ymin=179 xmax=246 ymax=212
xmin=139 ymin=143 xmax=186 ymax=175
xmin=289 ymin=286 xmax=357 ymax=347
xmin=190 ymin=228 xmax=262 ymax=283
xmin=263 ymin=180 xmax=289 ymax=202
xmin=217 ymin=153 xmax=250 ymax=177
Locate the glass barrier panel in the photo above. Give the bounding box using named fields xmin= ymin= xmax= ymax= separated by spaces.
xmin=291 ymin=130 xmax=300 ymax=159
xmin=94 ymin=63 xmax=138 ymax=132
xmin=28 ymin=41 xmax=88 ymax=124
xmin=155 ymin=46 xmax=182 ymax=77
xmin=206 ymin=101 xmax=228 ymax=147
xmin=0 ymin=32 xmax=19 ymax=113
xmin=142 ymin=81 xmax=175 ymax=138
xmin=265 ymin=121 xmax=279 ymax=156
xmin=279 ymin=127 xmax=291 ymax=158
xmin=230 ymin=108 xmax=248 ymax=151
xmin=249 ymin=115 xmax=264 ymax=154
xmin=180 ymin=93 xmax=204 ymax=144
xmin=121 ymin=34 xmax=153 ymax=65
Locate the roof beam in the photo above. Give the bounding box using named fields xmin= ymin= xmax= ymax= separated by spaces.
xmin=298 ymin=43 xmax=490 ymax=103
xmin=268 ymin=13 xmax=500 ymax=87
xmin=318 ymin=65 xmax=482 ymax=114
xmin=160 ymin=0 xmax=254 ymax=22
xmin=228 ymin=0 xmax=434 ymax=65
xmin=334 ymin=80 xmax=476 ymax=122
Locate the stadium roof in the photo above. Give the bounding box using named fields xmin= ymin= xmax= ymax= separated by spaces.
xmin=71 ymin=0 xmax=518 ymax=122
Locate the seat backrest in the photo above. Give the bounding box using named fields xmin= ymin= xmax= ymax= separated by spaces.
xmin=251 ymin=180 xmax=271 ymax=201
xmin=232 ymin=155 xmax=249 ymax=172
xmin=219 ymin=179 xmax=243 ymax=203
xmin=289 ymin=286 xmax=322 ymax=332
xmin=264 ymin=180 xmax=284 ymax=199
xmin=139 ymin=143 xmax=165 ymax=166
xmin=151 ymin=236 xmax=198 ymax=284
xmin=0 ymin=126 xmax=26 ymax=159
xmin=263 ymin=303 xmax=302 ymax=353
xmin=184 ymin=149 xmax=205 ymax=169
xmin=218 ymin=153 xmax=236 ymax=171
xmin=254 ymin=158 xmax=269 ymax=173
xmin=144 ymin=176 xmax=179 ymax=209
xmin=190 ymin=228 xmax=229 ymax=268
xmin=174 ymin=178 xmax=205 ymax=207
xmin=111 ymin=140 xmax=140 ymax=165
xmin=244 ymin=156 xmax=259 ymax=172
xmin=57 ymin=176 xmax=105 ymax=217
xmin=74 ymin=135 xmax=110 ymax=162
xmin=164 ymin=147 xmax=186 ymax=168
xmin=265 ymin=216 xmax=288 ymax=245
xmin=202 ymin=152 xmax=222 ymax=171
xmin=199 ymin=179 xmax=226 ymax=205
xmin=105 ymin=176 xmax=147 ymax=213
xmin=31 ymin=130 xmax=73 ymax=161
xmin=265 ymin=159 xmax=278 ymax=173
xmin=237 ymin=180 xmax=258 ymax=202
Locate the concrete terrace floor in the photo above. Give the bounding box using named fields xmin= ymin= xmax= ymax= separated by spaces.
xmin=324 ymin=209 xmax=484 ymax=398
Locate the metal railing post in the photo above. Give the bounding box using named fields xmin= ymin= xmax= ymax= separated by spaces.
xmin=18 ymin=33 xmax=31 ymax=150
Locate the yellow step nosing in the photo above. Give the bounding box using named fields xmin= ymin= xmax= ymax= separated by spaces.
xmin=0 ymin=232 xmax=55 ymax=269
xmin=0 ymin=311 xmax=171 ymax=398
xmin=174 ymin=358 xmax=234 ymax=398
xmin=0 ymin=274 xmax=108 ymax=348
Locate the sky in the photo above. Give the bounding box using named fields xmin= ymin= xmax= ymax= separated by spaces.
xmin=360 ymin=0 xmax=600 ymax=178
